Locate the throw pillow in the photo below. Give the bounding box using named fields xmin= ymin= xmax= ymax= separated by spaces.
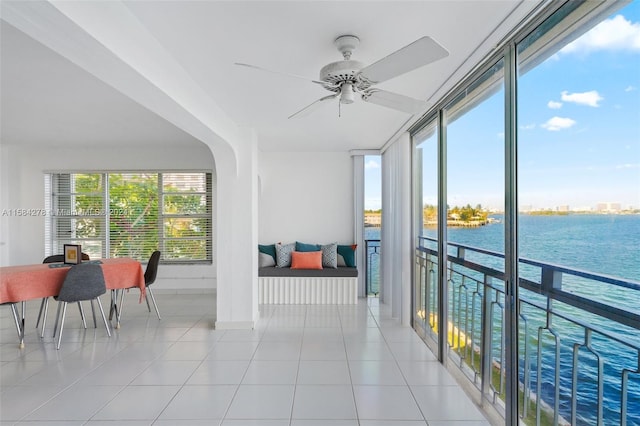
xmin=296 ymin=241 xmax=321 ymax=252
xmin=259 ymin=252 xmax=276 ymax=268
xmin=275 ymin=242 xmax=295 ymax=268
xmin=321 ymin=243 xmax=338 ymax=269
xmin=258 ymin=244 xmax=276 ymax=261
xmin=290 ymin=251 xmax=323 ymax=270
xmin=337 ymin=244 xmax=357 ymax=267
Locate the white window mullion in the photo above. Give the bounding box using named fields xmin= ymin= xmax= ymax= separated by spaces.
xmin=104 ymin=173 xmax=110 ymax=258
xmin=158 ymin=173 xmax=164 ymax=259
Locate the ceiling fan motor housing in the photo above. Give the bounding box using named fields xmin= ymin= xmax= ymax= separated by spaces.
xmin=319 ymin=60 xmax=370 ymax=92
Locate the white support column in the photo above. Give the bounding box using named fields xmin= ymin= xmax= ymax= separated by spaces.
xmin=352 ymin=155 xmax=366 ymax=298
xmin=399 ymin=134 xmax=412 ymax=326
xmin=0 ymin=145 xmax=11 ymax=266
xmin=214 ymin=128 xmax=259 ymax=329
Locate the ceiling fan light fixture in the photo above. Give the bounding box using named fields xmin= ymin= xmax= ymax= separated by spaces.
xmin=340 ymin=82 xmax=355 ymax=104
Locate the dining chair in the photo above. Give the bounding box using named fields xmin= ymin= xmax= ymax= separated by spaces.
xmin=52 ymin=263 xmax=111 ymax=350
xmin=37 ymin=253 xmax=91 ymax=338
xmin=117 ymin=250 xmax=162 ymax=323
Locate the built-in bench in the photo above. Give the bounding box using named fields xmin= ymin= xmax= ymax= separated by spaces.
xmin=258 ymin=266 xmax=358 ymax=304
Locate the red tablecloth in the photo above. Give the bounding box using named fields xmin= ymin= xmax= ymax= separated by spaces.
xmin=0 ymin=258 xmax=145 ymax=304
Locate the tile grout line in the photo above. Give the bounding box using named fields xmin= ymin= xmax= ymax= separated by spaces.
xmin=340 ymin=300 xmax=362 ymax=426
xmin=219 ymin=305 xmax=273 ymax=424
xmin=150 ymin=316 xmax=226 ymax=425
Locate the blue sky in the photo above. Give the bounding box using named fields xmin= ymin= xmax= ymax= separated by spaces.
xmin=366 ymin=2 xmax=639 ymax=211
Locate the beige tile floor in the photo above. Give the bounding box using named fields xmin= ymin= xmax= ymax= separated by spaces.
xmin=0 ymin=293 xmax=491 ymax=425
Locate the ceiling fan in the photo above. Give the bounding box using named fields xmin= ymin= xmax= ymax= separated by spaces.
xmin=236 ymin=34 xmax=449 ymax=119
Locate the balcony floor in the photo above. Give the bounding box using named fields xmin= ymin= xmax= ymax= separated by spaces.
xmin=1 ymin=293 xmax=491 ymax=425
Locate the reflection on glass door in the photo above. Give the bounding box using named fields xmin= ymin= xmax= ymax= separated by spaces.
xmin=516 ymin=2 xmax=640 ymax=424
xmin=413 ymin=120 xmax=439 ymax=347
xmin=443 ymin=58 xmax=506 ymax=413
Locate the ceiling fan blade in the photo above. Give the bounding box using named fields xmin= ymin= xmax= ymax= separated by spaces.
xmin=235 ymin=63 xmax=328 ymax=86
xmin=288 ymin=93 xmax=339 ymax=119
xmin=361 ymin=89 xmax=427 ymax=114
xmin=359 ymin=36 xmax=448 ymax=84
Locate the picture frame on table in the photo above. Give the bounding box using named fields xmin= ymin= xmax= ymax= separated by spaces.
xmin=63 ymin=244 xmax=82 ymax=265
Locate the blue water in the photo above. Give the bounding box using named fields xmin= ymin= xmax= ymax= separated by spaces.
xmin=366 ymin=214 xmax=640 ymax=425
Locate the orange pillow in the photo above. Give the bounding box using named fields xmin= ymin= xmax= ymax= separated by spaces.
xmin=290 ymin=250 xmax=323 ymax=270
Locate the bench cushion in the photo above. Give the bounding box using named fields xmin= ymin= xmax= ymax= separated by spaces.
xmin=259 ymin=266 xmax=357 ymax=278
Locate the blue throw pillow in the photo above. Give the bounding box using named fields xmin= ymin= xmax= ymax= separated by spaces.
xmin=337 ymin=244 xmax=357 ymax=267
xmin=296 ymin=241 xmax=321 ymax=252
xmin=258 ymin=244 xmax=276 ymax=261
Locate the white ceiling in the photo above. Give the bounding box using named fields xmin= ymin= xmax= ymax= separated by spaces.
xmin=1 ymin=1 xmax=542 ymax=152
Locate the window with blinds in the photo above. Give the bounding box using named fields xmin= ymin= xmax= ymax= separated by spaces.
xmin=45 ymin=172 xmax=213 ymax=264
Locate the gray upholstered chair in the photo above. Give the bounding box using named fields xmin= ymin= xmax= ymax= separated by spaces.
xmin=52 ymin=263 xmax=111 ymax=350
xmin=37 ymin=253 xmax=91 ymax=338
xmin=117 ymin=250 xmax=161 ymax=323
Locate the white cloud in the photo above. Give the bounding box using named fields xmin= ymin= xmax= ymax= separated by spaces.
xmin=547 ymin=100 xmax=563 ymax=109
xmin=561 ymin=90 xmax=603 ymax=107
xmin=615 ymin=163 xmax=640 ymax=170
xmin=625 ymin=85 xmax=637 ymax=92
xmin=521 ymin=123 xmax=536 ymax=130
xmin=560 ymin=14 xmax=640 ymax=55
xmin=364 ymin=159 xmax=380 ymax=170
xmin=497 ymin=132 xmax=504 ymax=139
xmin=541 ymin=116 xmax=577 ymax=131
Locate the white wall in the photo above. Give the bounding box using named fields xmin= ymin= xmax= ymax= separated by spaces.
xmin=259 ymin=151 xmax=354 ymax=245
xmin=0 ymin=143 xmax=216 ymax=291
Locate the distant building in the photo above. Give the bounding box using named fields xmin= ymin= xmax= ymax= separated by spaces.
xmin=364 ymin=212 xmax=382 ymax=227
xmin=596 ymin=202 xmax=621 ymax=212
xmin=557 ymin=205 xmax=570 ymax=212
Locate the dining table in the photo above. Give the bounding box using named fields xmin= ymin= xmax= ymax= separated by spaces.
xmin=0 ymin=257 xmax=146 ymax=347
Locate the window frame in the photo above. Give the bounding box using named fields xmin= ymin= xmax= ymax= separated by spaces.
xmin=45 ymin=170 xmax=214 ymax=265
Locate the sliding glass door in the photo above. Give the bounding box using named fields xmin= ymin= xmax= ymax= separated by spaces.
xmin=411 ymin=2 xmax=639 ymax=425
xmin=413 ymin=119 xmax=439 ymax=348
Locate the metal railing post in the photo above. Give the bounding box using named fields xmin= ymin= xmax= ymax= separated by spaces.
xmin=481 ymin=275 xmax=493 ymax=402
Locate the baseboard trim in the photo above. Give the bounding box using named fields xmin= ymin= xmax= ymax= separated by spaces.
xmin=214 ymin=320 xmax=255 ymax=330
xmin=151 ymin=289 xmax=216 ymax=295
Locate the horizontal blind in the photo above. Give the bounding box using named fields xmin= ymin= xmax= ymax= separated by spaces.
xmin=109 ymin=173 xmax=159 ymax=261
xmin=160 ymin=173 xmax=212 ymax=261
xmin=49 ymin=173 xmax=106 ymax=260
xmin=45 ymin=171 xmax=213 ymax=264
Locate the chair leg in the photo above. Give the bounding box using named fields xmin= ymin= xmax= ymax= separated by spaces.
xmin=108 ymin=290 xmax=116 ymax=320
xmin=147 ymin=287 xmax=161 ymax=320
xmin=117 ymin=288 xmax=125 ymax=326
xmin=35 ymin=297 xmax=47 ymax=328
xmin=145 ymin=294 xmax=151 ymax=312
xmin=77 ymin=302 xmax=87 ymax=329
xmin=40 ymin=298 xmax=50 ymax=338
xmin=95 ymin=297 xmax=111 ymax=337
xmin=19 ymin=301 xmax=25 ymax=347
xmin=52 ymin=301 xmax=62 ymax=338
xmin=8 ymin=303 xmax=22 ymax=340
xmin=90 ymin=300 xmax=97 ymax=328
xmin=56 ymin=302 xmax=68 ymax=350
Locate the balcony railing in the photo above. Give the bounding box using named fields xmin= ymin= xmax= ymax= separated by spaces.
xmin=415 ymin=236 xmax=640 ymax=426
xmin=365 ymin=239 xmax=380 ymax=296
